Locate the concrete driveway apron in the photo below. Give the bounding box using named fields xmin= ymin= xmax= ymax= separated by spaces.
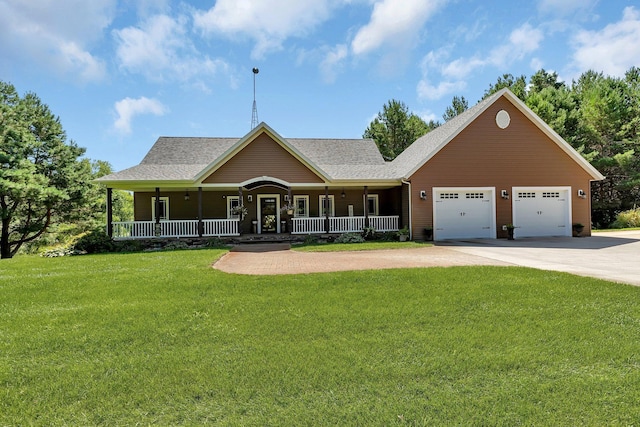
xmin=439 ymin=230 xmax=640 ymax=287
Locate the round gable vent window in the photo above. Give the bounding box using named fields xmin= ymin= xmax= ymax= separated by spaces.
xmin=496 ymin=110 xmax=511 ymax=129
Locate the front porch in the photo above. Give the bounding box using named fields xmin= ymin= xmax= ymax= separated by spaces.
xmin=111 ymin=215 xmax=399 ymax=239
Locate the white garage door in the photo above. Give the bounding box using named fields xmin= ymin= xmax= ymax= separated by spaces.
xmin=433 ymin=188 xmax=495 ymax=240
xmin=512 ymin=187 xmax=571 ymax=237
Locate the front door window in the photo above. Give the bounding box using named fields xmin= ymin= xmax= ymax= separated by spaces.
xmin=261 ymin=197 xmax=277 ymax=233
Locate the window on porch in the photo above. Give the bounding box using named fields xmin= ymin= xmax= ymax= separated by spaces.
xmin=227 ymin=196 xmax=240 ymax=219
xmin=151 ymin=197 xmax=169 ymax=220
xmin=293 ymin=195 xmax=309 ymax=217
xmin=366 ymin=194 xmax=379 ymax=216
xmin=319 ymin=195 xmax=335 ymax=217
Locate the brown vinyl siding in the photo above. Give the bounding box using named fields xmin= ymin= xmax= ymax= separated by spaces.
xmin=409 ymin=97 xmax=594 ymax=239
xmin=203 ymin=133 xmax=324 ymax=184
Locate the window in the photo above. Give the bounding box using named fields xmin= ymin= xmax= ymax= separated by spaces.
xmin=293 ymin=195 xmax=309 ymax=217
xmin=227 ymin=196 xmax=240 ymax=219
xmin=518 ymin=192 xmax=536 ymax=198
xmin=440 ymin=193 xmax=459 ymax=199
xmin=151 ymin=197 xmax=169 ymax=220
xmin=365 ymin=194 xmax=379 ymax=216
xmin=319 ymin=195 xmax=335 ymax=217
xmin=465 ymin=193 xmax=484 ymax=199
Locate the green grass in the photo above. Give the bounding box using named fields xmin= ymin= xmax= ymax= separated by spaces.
xmin=593 ymin=227 xmax=640 ymax=232
xmin=293 ymin=240 xmax=430 ymax=252
xmin=2 ymin=251 xmax=640 ymax=425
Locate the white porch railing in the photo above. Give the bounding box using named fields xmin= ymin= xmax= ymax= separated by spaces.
xmin=368 ymin=216 xmax=399 ymax=232
xmin=291 ymin=216 xmax=399 ymax=234
xmin=112 ymin=216 xmax=398 ymax=238
xmin=112 ymin=219 xmax=239 ymax=239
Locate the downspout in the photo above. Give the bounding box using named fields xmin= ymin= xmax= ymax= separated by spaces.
xmin=401 ymin=179 xmax=412 ymax=240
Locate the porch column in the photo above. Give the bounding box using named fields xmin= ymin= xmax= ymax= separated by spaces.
xmin=364 ymin=185 xmax=369 ymax=228
xmin=155 ymin=187 xmax=161 ymax=224
xmin=238 ymin=187 xmax=243 ymax=235
xmin=155 ymin=187 xmax=161 ymax=237
xmin=198 ymin=187 xmax=203 ymax=237
xmin=106 ymin=188 xmax=113 ymax=238
xmin=324 ymin=185 xmax=330 ymax=233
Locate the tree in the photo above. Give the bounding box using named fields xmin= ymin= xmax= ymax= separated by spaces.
xmin=483 ymin=74 xmax=528 ymax=101
xmin=443 ymin=96 xmax=468 ymax=122
xmin=91 ymin=160 xmax=133 ymax=223
xmin=570 ymin=70 xmax=640 ymax=226
xmin=0 ymin=81 xmax=94 ymax=258
xmin=529 ymin=69 xmax=564 ymax=93
xmin=364 ymin=100 xmax=438 ymax=160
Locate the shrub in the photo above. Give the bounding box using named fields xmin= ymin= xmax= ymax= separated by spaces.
xmin=74 ymin=229 xmax=115 ymax=254
xmin=361 ymin=227 xmax=377 ymax=240
xmin=377 ymin=231 xmax=398 ymax=241
xmin=205 ymin=237 xmax=226 ymax=248
xmin=163 ymin=241 xmax=189 ymax=251
xmin=303 ymin=234 xmax=319 ymax=245
xmin=114 ymin=240 xmax=144 ymax=253
xmin=40 ymin=246 xmax=79 ymax=258
xmin=611 ymin=208 xmax=640 ymax=228
xmin=335 ymin=233 xmax=365 ymax=244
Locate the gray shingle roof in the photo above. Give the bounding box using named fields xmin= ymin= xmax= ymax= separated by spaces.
xmin=97 ymin=131 xmax=395 ymax=183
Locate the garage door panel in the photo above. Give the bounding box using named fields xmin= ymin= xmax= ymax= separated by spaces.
xmin=513 ymin=187 xmax=571 ymax=237
xmin=434 ymin=188 xmax=495 ymax=240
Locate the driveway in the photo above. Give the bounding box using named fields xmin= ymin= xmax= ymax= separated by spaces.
xmin=214 ymin=231 xmax=640 ymax=287
xmin=438 ymin=230 xmax=640 ymax=287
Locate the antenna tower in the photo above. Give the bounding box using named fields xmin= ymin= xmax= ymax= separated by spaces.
xmin=251 ymin=67 xmax=259 ymax=129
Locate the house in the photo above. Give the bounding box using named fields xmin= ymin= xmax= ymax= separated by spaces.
xmin=97 ymin=88 xmax=604 ymax=241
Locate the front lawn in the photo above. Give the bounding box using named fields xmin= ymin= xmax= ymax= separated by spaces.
xmin=1 ymin=251 xmax=639 ymax=425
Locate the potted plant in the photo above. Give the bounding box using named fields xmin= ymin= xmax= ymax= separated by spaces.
xmin=505 ymin=224 xmax=515 ymax=240
xmin=280 ymin=203 xmax=295 ymax=215
xmin=423 ymin=227 xmax=433 ymax=241
xmin=397 ymin=226 xmax=410 ymax=242
xmin=572 ymin=223 xmax=585 ymax=237
xmin=231 ymin=204 xmax=248 ymax=219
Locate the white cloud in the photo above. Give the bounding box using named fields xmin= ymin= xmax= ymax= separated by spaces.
xmin=114 ymin=14 xmax=230 ymax=88
xmin=193 ymin=0 xmax=336 ymax=59
xmin=351 ymin=0 xmax=445 ymax=56
xmin=417 ymin=78 xmax=466 ymax=101
xmin=0 ymin=0 xmax=114 ymax=82
xmin=320 ymin=44 xmax=349 ymax=84
xmin=416 ymin=23 xmax=542 ymax=101
xmin=433 ymin=23 xmax=543 ymax=80
xmin=114 ymin=97 xmax=168 ymax=134
xmin=538 ymin=0 xmax=598 ymax=17
xmin=571 ymin=6 xmax=640 ymax=77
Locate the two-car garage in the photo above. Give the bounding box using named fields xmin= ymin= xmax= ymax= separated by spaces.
xmin=433 ymin=187 xmax=572 ymax=240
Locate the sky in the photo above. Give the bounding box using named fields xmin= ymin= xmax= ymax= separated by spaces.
xmin=1 ymin=0 xmax=639 ymax=172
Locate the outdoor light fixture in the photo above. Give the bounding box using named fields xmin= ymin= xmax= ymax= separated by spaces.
xmin=419 ymin=190 xmax=427 ymax=200
xmin=577 ymin=189 xmax=586 ymax=199
xmin=501 ymin=189 xmax=509 ymax=199
xmin=184 ymin=190 xmax=190 ymax=201
xmin=247 ymin=195 xmax=253 ymax=202
xmin=341 ymin=189 xmax=346 ymax=198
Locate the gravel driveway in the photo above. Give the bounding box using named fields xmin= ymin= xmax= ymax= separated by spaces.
xmin=213 ymin=231 xmax=640 ymax=287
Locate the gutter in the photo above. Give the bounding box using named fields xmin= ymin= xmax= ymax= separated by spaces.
xmin=401 ymin=179 xmax=412 ymax=240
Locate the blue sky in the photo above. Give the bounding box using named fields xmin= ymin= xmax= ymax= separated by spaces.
xmin=1 ymin=0 xmax=638 ymax=171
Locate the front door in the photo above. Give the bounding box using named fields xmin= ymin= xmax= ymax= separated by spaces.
xmin=260 ymin=197 xmax=278 ymax=233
